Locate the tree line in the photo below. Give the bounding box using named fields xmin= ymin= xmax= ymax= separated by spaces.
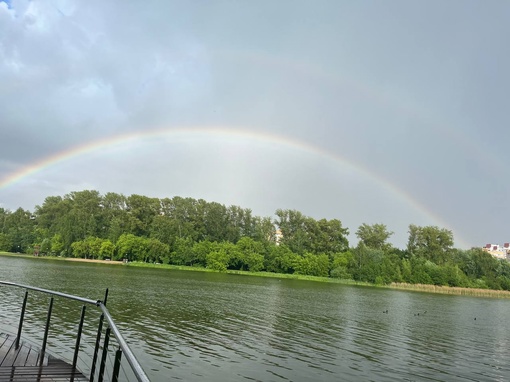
xmin=1 ymin=190 xmax=508 ymax=290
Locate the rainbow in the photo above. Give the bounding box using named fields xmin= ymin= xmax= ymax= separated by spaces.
xmin=0 ymin=126 xmax=468 ymax=247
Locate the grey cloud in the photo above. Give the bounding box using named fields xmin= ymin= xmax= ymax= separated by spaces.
xmin=1 ymin=0 xmax=509 ymax=248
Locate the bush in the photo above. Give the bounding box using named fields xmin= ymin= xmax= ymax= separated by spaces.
xmin=206 ymin=249 xmax=230 ymax=271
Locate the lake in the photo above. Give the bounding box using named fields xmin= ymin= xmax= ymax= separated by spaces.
xmin=0 ymin=255 xmax=509 ymax=381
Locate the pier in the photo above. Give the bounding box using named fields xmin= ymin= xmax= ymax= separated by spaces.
xmin=0 ymin=281 xmax=150 ymax=382
xmin=0 ymin=332 xmax=87 ymax=381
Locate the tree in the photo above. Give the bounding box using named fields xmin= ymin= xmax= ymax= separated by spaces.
xmin=253 ymin=216 xmax=275 ymax=243
xmin=235 ymin=237 xmax=265 ymax=271
xmin=275 ymin=209 xmax=349 ymax=255
xmin=144 ymin=238 xmax=169 ymax=263
xmin=356 ymin=223 xmax=393 ymax=251
xmin=99 ymin=240 xmax=115 ymax=260
xmin=125 ymin=194 xmax=160 ymax=236
xmin=206 ymin=249 xmax=230 ymax=271
xmin=3 ymin=208 xmax=36 ymax=252
xmin=85 ymin=236 xmax=103 ymax=259
xmin=294 ymin=253 xmax=330 ymax=277
xmin=40 ymin=238 xmax=51 ymax=255
xmin=191 ymin=240 xmax=219 ymax=267
xmin=0 ymin=232 xmax=13 ymax=251
xmin=202 ymin=201 xmax=229 ymax=242
xmin=170 ymin=237 xmax=194 ymax=265
xmin=407 ymin=224 xmax=454 ymax=265
xmin=274 ymin=209 xmax=308 ymax=254
xmin=265 ymin=244 xmax=299 ymax=274
xmin=51 ymin=234 xmax=65 ymax=256
xmin=115 ymin=233 xmax=143 ymax=261
xmin=350 ymin=243 xmax=385 ymax=283
xmin=330 ymin=251 xmax=354 ymax=279
xmin=71 ymin=240 xmax=88 ymax=258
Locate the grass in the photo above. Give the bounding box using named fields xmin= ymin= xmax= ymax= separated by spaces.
xmin=124 ymin=261 xmax=374 ymax=284
xmin=2 ymin=252 xmax=510 ymax=298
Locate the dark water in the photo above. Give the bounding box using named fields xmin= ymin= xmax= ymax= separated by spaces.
xmin=1 ymin=256 xmax=509 ymax=381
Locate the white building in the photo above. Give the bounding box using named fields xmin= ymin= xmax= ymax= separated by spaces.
xmin=483 ymin=243 xmax=510 ymax=260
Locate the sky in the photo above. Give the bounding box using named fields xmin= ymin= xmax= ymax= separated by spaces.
xmin=0 ymin=0 xmax=509 ymax=249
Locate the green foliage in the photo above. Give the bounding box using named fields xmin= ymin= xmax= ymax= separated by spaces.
xmin=206 ymin=249 xmax=230 ymax=271
xmin=71 ymin=240 xmax=88 ymax=258
xmin=6 ymin=189 xmax=510 ymax=293
xmin=115 ymin=233 xmax=143 ymax=261
xmin=400 ymin=259 xmax=412 ymax=283
xmin=356 ymin=223 xmax=393 ymax=251
xmin=294 ymin=253 xmax=330 ymax=277
xmin=0 ymin=233 xmax=12 ymax=252
xmin=40 ymin=238 xmax=51 ymax=255
xmin=170 ymin=237 xmax=195 ymax=265
xmin=330 ymin=251 xmax=353 ymax=279
xmin=125 ymin=194 xmax=161 ymax=236
xmin=235 ymin=237 xmax=265 ymax=271
xmin=407 ymin=224 xmax=454 ymax=265
xmin=265 ymin=245 xmax=299 ymax=274
xmin=275 ymin=209 xmax=349 ymax=255
xmin=144 ymin=238 xmax=169 ymax=263
xmin=51 ymin=234 xmax=65 ymax=256
xmin=99 ymin=240 xmax=115 ymax=260
xmin=191 ymin=240 xmax=218 ymax=267
xmin=71 ymin=236 xmax=111 ymax=259
xmin=3 ymin=208 xmax=36 ymax=252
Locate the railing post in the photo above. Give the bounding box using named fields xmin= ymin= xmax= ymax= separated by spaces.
xmin=90 ymin=314 xmax=104 ymax=382
xmin=39 ymin=296 xmax=54 ymax=366
xmin=15 ymin=290 xmax=28 ymax=349
xmin=98 ymin=326 xmax=111 ymax=382
xmin=72 ymin=305 xmax=86 ymax=370
xmin=0 ymin=282 xmax=150 ymax=382
xmin=90 ymin=289 xmax=108 ymax=382
xmin=112 ymin=347 xmax=123 ymax=382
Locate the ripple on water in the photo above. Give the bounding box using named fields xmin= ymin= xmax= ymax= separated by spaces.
xmin=3 ymin=259 xmax=510 ymax=382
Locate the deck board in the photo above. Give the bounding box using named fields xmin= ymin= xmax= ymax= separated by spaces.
xmin=23 ymin=347 xmax=39 ymax=369
xmin=0 ymin=333 xmax=88 ymax=381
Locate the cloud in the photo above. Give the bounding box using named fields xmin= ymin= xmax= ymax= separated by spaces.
xmin=1 ymin=1 xmax=509 ymax=249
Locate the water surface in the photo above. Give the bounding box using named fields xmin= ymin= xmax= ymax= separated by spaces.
xmin=0 ymin=256 xmax=508 ymax=381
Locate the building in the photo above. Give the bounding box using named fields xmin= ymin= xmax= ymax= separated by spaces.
xmin=275 ymin=229 xmax=283 ymax=245
xmin=483 ymin=243 xmax=510 ymax=260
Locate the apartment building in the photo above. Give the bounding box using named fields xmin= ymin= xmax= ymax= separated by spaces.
xmin=483 ymin=243 xmax=510 ymax=260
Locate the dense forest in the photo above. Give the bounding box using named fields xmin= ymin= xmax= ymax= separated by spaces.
xmin=1 ymin=190 xmax=508 ymax=290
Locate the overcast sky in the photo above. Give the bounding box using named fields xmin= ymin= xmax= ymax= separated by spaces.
xmin=1 ymin=0 xmax=509 ymax=249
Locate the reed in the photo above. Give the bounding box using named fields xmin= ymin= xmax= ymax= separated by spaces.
xmin=389 ymin=282 xmax=510 ymax=298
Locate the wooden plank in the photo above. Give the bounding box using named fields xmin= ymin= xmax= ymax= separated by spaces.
xmin=0 ymin=334 xmax=9 ymax=349
xmin=11 ymin=342 xmax=30 ymax=367
xmin=0 ymin=366 xmax=88 ymax=381
xmin=0 ymin=334 xmax=13 ymax=364
xmin=0 ymin=334 xmax=88 ymax=381
xmin=24 ymin=346 xmax=39 ymax=366
xmin=0 ymin=336 xmax=17 ymax=366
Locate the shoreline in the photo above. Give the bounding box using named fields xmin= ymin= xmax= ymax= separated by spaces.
xmin=0 ymin=252 xmax=125 ymax=265
xmin=2 ymin=252 xmax=510 ymax=298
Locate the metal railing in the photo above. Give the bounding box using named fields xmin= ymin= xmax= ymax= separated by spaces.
xmin=0 ymin=281 xmax=150 ymax=382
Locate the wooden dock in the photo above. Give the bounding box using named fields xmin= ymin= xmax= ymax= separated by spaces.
xmin=0 ymin=333 xmax=88 ymax=381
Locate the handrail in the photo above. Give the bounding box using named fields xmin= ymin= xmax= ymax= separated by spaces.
xmin=0 ymin=280 xmax=151 ymax=382
xmin=0 ymin=281 xmax=99 ymax=305
xmin=99 ymin=303 xmax=150 ymax=382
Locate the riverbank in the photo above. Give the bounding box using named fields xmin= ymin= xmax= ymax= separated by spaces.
xmin=2 ymin=252 xmax=510 ymax=298
xmin=0 ymin=252 xmax=124 ymax=265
